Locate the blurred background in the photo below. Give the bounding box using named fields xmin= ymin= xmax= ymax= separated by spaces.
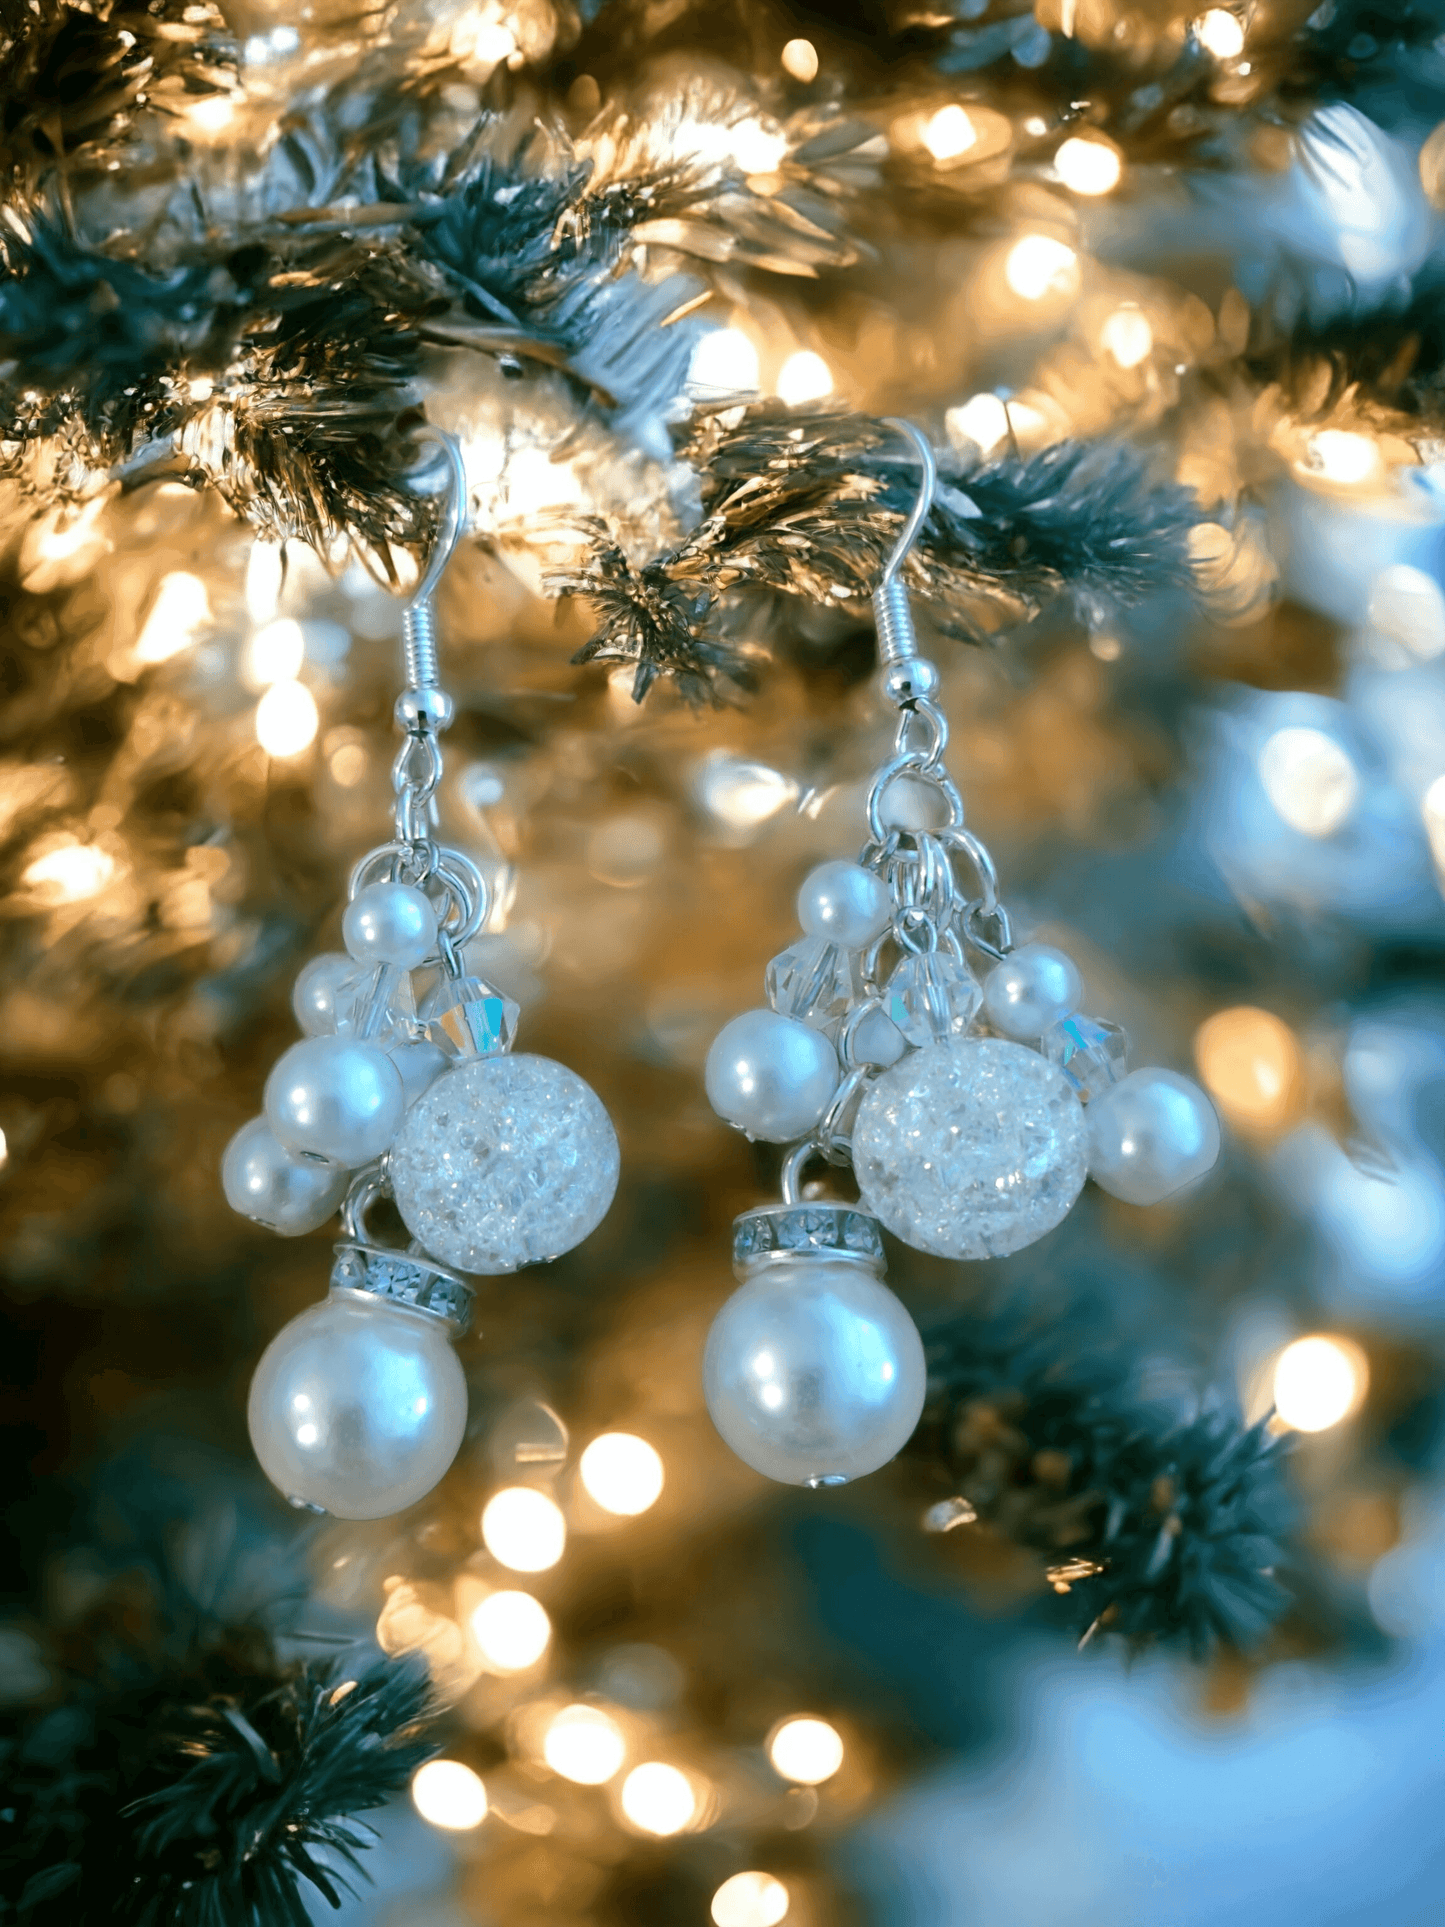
xmin=4 ymin=1 xmax=1445 ymax=1923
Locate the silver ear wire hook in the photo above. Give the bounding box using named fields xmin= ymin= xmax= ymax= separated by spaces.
xmin=399 ymin=426 xmax=469 ymax=729
xmin=872 ymin=417 xmax=939 ymax=709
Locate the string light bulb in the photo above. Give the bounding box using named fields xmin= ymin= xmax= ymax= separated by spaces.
xmin=543 ymin=1703 xmax=627 ymax=1784
xmin=777 ymin=350 xmax=834 ymax=405
xmin=1054 ymin=135 xmax=1121 ymax=196
xmin=1257 ymin=726 xmax=1359 ymax=837
xmin=255 ymin=680 xmax=319 ymax=758
xmin=136 ymin=572 xmax=211 ymax=664
xmin=1005 ymin=235 xmax=1080 ymax=301
xmin=946 ymin=393 xmax=1010 ymax=454
xmin=620 ymin=1762 xmax=697 ymax=1835
xmin=1194 ymin=1006 xmax=1303 ymax=1133
xmin=411 ymin=1759 xmax=488 ymax=1830
xmin=481 ymin=1487 xmax=567 ymax=1572
xmin=689 ymin=328 xmax=762 ymax=396
xmin=1272 ymin=1335 xmax=1368 ymax=1433
xmin=1101 ymin=306 xmax=1153 ymax=368
xmin=469 ymin=1590 xmax=551 ymax=1671
xmin=1305 ymin=430 xmax=1381 ymax=486
xmin=243 ymin=618 xmax=305 ymax=690
xmin=23 ymin=841 xmax=117 ymax=903
xmin=767 ymin=1716 xmax=844 ymax=1785
xmin=1194 ymin=8 xmax=1245 ymax=57
xmin=579 ymin=1433 xmax=665 ymax=1515
xmin=923 ymin=104 xmax=978 ymax=162
xmin=781 ymin=38 xmax=818 ymax=82
xmin=712 ymin=1871 xmax=791 ymax=1927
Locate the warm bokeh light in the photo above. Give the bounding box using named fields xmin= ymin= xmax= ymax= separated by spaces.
xmin=768 ymin=1716 xmax=844 ymax=1785
xmin=1194 ymin=1005 xmax=1304 ymax=1132
xmin=481 ymin=1487 xmax=567 ymax=1572
xmin=1257 ymin=726 xmax=1359 ymax=836
xmin=1054 ymin=135 xmax=1121 ymax=196
xmin=946 ymin=392 xmax=1010 ymax=454
xmin=1273 ymin=1335 xmax=1368 ymax=1433
xmin=0 ymin=1127 xmax=8 ymax=1171
xmin=411 ymin=1759 xmax=488 ymax=1830
xmin=184 ymin=94 xmax=239 ymax=139
xmin=136 ymin=572 xmax=211 ymax=664
xmin=1005 ymin=234 xmax=1080 ymax=301
xmin=22 ymin=841 xmax=117 ymax=903
xmin=712 ymin=1870 xmax=791 ymax=1927
xmin=620 ymin=1761 xmax=697 ymax=1834
xmin=245 ymin=539 xmax=284 ymax=621
xmin=469 ymin=1590 xmax=551 ymax=1671
xmin=689 ymin=327 xmax=762 ymax=396
xmin=694 ymin=753 xmax=799 ymax=831
xmin=780 ymin=37 xmax=818 ymax=82
xmin=244 ymin=617 xmax=305 ymax=690
xmin=777 ymin=349 xmax=834 ymax=405
xmin=255 ymin=679 xmax=319 ymax=758
xmin=1305 ymin=429 xmax=1381 ymax=486
xmin=543 ymin=1703 xmax=627 ymax=1784
xmin=1194 ymin=7 xmax=1245 ymax=57
xmin=1101 ymin=305 xmax=1153 ymax=368
xmin=923 ymin=104 xmax=977 ymax=162
xmin=579 ymin=1433 xmax=665 ymax=1515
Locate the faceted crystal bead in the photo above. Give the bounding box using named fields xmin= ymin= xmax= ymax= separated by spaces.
xmin=421 ymin=973 xmax=520 ymax=1060
xmin=883 ymin=949 xmax=982 ymax=1048
xmin=1042 ymin=1012 xmax=1128 ymax=1103
xmin=340 ymin=961 xmax=417 ymax=1043
xmin=765 ymin=935 xmax=858 ymax=1037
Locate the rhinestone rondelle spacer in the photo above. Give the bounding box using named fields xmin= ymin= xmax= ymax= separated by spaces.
xmin=731 ymin=1202 xmax=886 ymax=1280
xmin=330 ymin=1241 xmax=475 ymax=1334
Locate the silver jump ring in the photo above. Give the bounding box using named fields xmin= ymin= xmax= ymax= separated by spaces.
xmin=866 ymin=752 xmax=966 ymax=844
xmin=941 ymin=825 xmax=1002 ymax=919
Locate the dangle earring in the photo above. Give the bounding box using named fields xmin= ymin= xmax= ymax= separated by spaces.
xmin=702 ymin=421 xmax=1221 ymax=1489
xmin=226 ymin=429 xmax=621 ymax=1519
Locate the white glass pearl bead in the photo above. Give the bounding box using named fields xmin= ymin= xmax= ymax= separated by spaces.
xmin=389 ymin=1054 xmax=620 ymax=1274
xmin=343 ymin=881 xmax=438 ymax=969
xmin=292 ymin=952 xmax=361 ymax=1036
xmin=853 ymin=1037 xmax=1088 ymax=1259
xmin=796 ymin=860 xmax=892 ymax=949
xmin=389 ymin=1037 xmax=450 ymax=1108
xmin=221 ymin=1116 xmax=348 ymax=1235
xmin=1086 ymin=1067 xmax=1221 ymax=1205
xmin=264 ymin=1035 xmax=405 ymax=1165
xmin=247 ymin=1291 xmax=467 ymax=1518
xmin=982 ymin=944 xmax=1083 ymax=1041
xmin=705 ymin=1008 xmax=839 ymax=1143
xmin=703 ymin=1254 xmax=927 ymax=1485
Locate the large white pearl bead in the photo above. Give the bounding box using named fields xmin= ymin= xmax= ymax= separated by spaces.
xmin=292 ymin=952 xmax=361 ymax=1036
xmin=982 ymin=944 xmax=1083 ymax=1041
xmin=389 ymin=1054 xmax=620 ymax=1273
xmin=264 ymin=1035 xmax=405 ymax=1165
xmin=703 ymin=1254 xmax=927 ymax=1485
xmin=796 ymin=860 xmax=892 ymax=949
xmin=343 ymin=881 xmax=438 ymax=970
xmin=247 ymin=1291 xmax=467 ymax=1518
xmin=1087 ymin=1067 xmax=1221 ymax=1205
xmin=221 ymin=1116 xmax=348 ymax=1236
xmin=853 ymin=1037 xmax=1088 ymax=1259
xmin=705 ymin=1009 xmax=839 ymax=1143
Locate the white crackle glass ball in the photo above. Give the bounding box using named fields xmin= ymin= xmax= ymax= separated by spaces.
xmin=221 ymin=1116 xmax=348 ymax=1236
xmin=1086 ymin=1067 xmax=1221 ymax=1205
xmin=853 ymin=1037 xmax=1088 ymax=1259
xmin=389 ymin=1053 xmax=620 ymax=1274
xmin=704 ymin=1255 xmax=926 ymax=1485
xmin=705 ymin=1008 xmax=839 ymax=1143
xmin=982 ymin=943 xmax=1083 ymax=1041
xmin=248 ymin=1291 xmax=467 ymax=1518
xmin=292 ymin=952 xmax=361 ymax=1036
xmin=264 ymin=1035 xmax=405 ymax=1165
xmin=343 ymin=880 xmax=438 ymax=970
xmin=797 ymin=860 xmax=892 ymax=949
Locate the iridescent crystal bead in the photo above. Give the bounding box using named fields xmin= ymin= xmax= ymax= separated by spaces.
xmin=765 ymin=935 xmax=857 ymax=1037
xmin=421 ymin=973 xmax=520 ymax=1060
xmin=1042 ymin=1012 xmax=1128 ymax=1103
xmin=883 ymin=949 xmax=982 ymax=1048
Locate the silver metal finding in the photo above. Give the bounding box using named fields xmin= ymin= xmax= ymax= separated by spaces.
xmin=400 ymin=427 xmax=468 ymax=707
xmin=872 ymin=417 xmax=937 ymax=688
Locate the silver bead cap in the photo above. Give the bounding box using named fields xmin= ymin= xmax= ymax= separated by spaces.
xmin=732 ymin=1202 xmax=886 ymax=1281
xmin=330 ymin=1240 xmax=475 ymax=1334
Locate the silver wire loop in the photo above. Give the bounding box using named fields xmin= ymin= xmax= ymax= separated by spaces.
xmin=401 ymin=427 xmax=469 ymax=698
xmin=871 ymin=417 xmax=936 ymax=676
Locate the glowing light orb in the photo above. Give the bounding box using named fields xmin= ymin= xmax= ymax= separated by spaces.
xmin=690 ymin=328 xmax=762 ymax=396
xmin=1257 ymin=726 xmax=1359 ymax=837
xmin=712 ymin=1871 xmax=791 ymax=1927
xmin=255 ymin=679 xmax=319 ymax=758
xmin=1194 ymin=1006 xmax=1302 ymax=1132
xmin=768 ymin=1716 xmax=844 ymax=1785
xmin=1005 ymin=235 xmax=1080 ymax=301
xmin=1273 ymin=1336 xmax=1367 ymax=1433
xmin=777 ymin=350 xmax=834 ymax=405
xmin=411 ymin=1759 xmax=488 ymax=1830
xmin=482 ymin=1487 xmax=567 ymax=1572
xmin=1194 ymin=8 xmax=1245 ymax=57
xmin=23 ymin=842 xmax=116 ymax=903
xmin=1305 ymin=430 xmax=1381 ymax=486
xmin=1054 ymin=136 xmax=1121 ymax=196
xmin=781 ymin=39 xmax=818 ymax=82
xmin=923 ymin=105 xmax=977 ymax=162
xmin=469 ymin=1590 xmax=551 ymax=1671
xmin=579 ymin=1433 xmax=665 ymax=1515
xmin=946 ymin=392 xmax=1010 ymax=453
xmin=1101 ymin=306 xmax=1153 ymax=368
xmin=620 ymin=1762 xmax=697 ymax=1835
xmin=136 ymin=572 xmax=211 ymax=664
xmin=544 ymin=1703 xmax=627 ymax=1784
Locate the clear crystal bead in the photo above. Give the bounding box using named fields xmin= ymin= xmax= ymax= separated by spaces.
xmin=765 ymin=935 xmax=857 ymax=1036
xmin=1042 ymin=1012 xmax=1128 ymax=1102
xmin=336 ymin=962 xmax=417 ymax=1043
xmin=883 ymin=950 xmax=982 ymax=1047
xmin=421 ymin=973 xmax=520 ymax=1059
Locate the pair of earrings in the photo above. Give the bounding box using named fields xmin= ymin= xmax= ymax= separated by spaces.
xmin=228 ymin=424 xmax=1222 ymax=1520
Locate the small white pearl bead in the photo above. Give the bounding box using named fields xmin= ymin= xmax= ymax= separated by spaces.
xmin=1087 ymin=1067 xmax=1221 ymax=1205
xmin=388 ymin=1038 xmax=451 ymax=1108
xmin=292 ymin=952 xmax=361 ymax=1036
xmin=703 ymin=1254 xmax=927 ymax=1485
xmin=221 ymin=1116 xmax=348 ymax=1235
xmin=705 ymin=1008 xmax=839 ymax=1143
xmin=247 ymin=1291 xmax=467 ymax=1518
xmin=264 ymin=1035 xmax=405 ymax=1165
xmin=343 ymin=881 xmax=438 ymax=969
xmin=982 ymin=943 xmax=1082 ymax=1040
xmin=796 ymin=860 xmax=892 ymax=949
